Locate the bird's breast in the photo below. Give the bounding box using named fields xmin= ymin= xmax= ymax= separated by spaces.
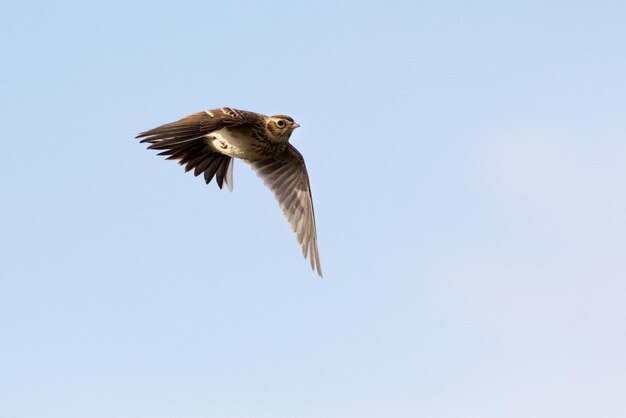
xmin=205 ymin=128 xmax=267 ymax=159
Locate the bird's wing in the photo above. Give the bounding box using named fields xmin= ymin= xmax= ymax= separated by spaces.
xmin=136 ymin=108 xmax=256 ymax=190
xmin=247 ymin=144 xmax=322 ymax=277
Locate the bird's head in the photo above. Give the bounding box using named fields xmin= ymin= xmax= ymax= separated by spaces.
xmin=265 ymin=115 xmax=300 ymax=142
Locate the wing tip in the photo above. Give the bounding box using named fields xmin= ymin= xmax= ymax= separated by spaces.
xmin=313 ymin=254 xmax=323 ymax=278
xmin=305 ymin=242 xmax=322 ymax=278
xmin=315 ymin=266 xmax=323 ymax=278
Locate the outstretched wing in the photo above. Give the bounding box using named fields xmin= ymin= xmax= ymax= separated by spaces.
xmin=136 ymin=108 xmax=257 ymax=190
xmin=247 ymin=144 xmax=322 ymax=277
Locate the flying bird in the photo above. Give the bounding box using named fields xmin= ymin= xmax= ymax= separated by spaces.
xmin=136 ymin=107 xmax=322 ymax=277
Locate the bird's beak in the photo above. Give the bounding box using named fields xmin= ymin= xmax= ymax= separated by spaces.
xmin=292 ymin=123 xmax=300 ymax=129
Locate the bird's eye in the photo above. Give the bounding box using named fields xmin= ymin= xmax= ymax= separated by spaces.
xmin=276 ymin=120 xmax=286 ymax=127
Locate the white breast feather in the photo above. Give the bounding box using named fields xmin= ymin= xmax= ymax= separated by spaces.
xmin=206 ymin=128 xmax=249 ymax=158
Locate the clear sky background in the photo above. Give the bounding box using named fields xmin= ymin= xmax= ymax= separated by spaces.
xmin=1 ymin=1 xmax=625 ymax=417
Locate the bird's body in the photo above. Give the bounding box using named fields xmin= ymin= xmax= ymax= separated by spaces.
xmin=207 ymin=127 xmax=264 ymax=159
xmin=136 ymin=107 xmax=322 ymax=277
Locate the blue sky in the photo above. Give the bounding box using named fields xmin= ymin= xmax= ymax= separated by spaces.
xmin=1 ymin=1 xmax=625 ymax=417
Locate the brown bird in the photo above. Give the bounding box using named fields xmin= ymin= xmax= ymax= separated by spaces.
xmin=136 ymin=107 xmax=322 ymax=277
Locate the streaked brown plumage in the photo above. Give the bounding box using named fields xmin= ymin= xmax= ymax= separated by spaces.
xmin=136 ymin=107 xmax=322 ymax=277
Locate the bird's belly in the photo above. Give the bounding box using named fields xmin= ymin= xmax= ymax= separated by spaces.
xmin=206 ymin=128 xmax=261 ymax=158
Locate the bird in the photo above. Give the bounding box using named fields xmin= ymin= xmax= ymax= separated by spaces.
xmin=136 ymin=107 xmax=322 ymax=277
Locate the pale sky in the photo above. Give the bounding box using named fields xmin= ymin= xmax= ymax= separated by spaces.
xmin=1 ymin=1 xmax=625 ymax=417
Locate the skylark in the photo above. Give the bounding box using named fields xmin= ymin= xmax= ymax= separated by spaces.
xmin=136 ymin=107 xmax=322 ymax=277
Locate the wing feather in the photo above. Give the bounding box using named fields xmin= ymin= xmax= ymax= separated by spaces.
xmin=136 ymin=108 xmax=255 ymax=190
xmin=247 ymin=144 xmax=322 ymax=277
